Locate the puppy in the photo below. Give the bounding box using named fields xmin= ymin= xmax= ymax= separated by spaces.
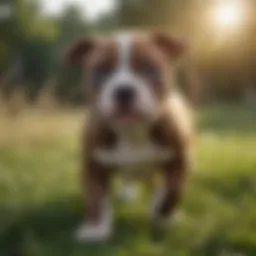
xmin=65 ymin=31 xmax=193 ymax=242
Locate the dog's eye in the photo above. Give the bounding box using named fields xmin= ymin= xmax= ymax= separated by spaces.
xmin=135 ymin=62 xmax=159 ymax=80
xmin=93 ymin=65 xmax=113 ymax=83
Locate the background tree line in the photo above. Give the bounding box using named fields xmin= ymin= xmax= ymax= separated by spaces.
xmin=0 ymin=0 xmax=255 ymax=105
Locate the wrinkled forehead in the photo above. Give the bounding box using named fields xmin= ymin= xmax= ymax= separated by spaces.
xmin=88 ymin=34 xmax=164 ymax=68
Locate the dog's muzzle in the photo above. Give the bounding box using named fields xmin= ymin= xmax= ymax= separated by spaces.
xmin=113 ymin=85 xmax=136 ymax=111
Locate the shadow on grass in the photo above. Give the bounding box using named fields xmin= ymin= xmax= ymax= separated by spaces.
xmin=0 ymin=196 xmax=152 ymax=256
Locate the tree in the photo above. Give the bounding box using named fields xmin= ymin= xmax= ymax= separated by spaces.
xmin=55 ymin=4 xmax=90 ymax=104
xmin=0 ymin=0 xmax=58 ymax=99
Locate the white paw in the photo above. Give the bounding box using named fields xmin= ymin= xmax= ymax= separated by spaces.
xmin=75 ymin=222 xmax=112 ymax=242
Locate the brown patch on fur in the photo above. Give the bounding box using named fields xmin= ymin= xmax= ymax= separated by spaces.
xmin=64 ymin=37 xmax=95 ymax=66
xmin=83 ymin=38 xmax=118 ymax=102
xmin=152 ymin=32 xmax=186 ymax=61
xmin=86 ymin=39 xmax=118 ymax=69
xmin=130 ymin=37 xmax=172 ymax=98
xmin=150 ymin=94 xmax=193 ymax=218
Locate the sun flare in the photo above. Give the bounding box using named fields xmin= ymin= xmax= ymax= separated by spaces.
xmin=213 ymin=1 xmax=244 ymax=30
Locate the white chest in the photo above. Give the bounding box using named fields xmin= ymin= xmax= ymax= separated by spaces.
xmin=93 ymin=141 xmax=173 ymax=169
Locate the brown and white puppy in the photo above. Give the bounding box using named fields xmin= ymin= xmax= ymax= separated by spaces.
xmin=65 ymin=31 xmax=193 ymax=242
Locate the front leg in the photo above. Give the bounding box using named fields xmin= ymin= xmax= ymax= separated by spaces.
xmin=76 ymin=160 xmax=112 ymax=242
xmin=150 ymin=153 xmax=189 ymax=227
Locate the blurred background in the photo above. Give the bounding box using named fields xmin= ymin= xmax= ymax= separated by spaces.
xmin=0 ymin=0 xmax=256 ymax=106
xmin=0 ymin=1 xmax=255 ymax=255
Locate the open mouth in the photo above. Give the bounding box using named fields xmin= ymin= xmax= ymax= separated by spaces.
xmin=112 ymin=108 xmax=141 ymax=124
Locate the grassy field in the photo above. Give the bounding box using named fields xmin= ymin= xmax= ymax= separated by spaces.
xmin=0 ymin=105 xmax=255 ymax=256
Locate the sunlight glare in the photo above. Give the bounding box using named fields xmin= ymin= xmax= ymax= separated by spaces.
xmin=213 ymin=1 xmax=244 ymax=30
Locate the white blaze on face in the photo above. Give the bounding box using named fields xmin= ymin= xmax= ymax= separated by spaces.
xmin=117 ymin=33 xmax=131 ymax=70
xmin=97 ymin=33 xmax=158 ymax=122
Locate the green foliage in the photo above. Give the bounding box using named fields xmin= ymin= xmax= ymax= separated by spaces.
xmin=11 ymin=0 xmax=56 ymax=42
xmin=1 ymin=0 xmax=256 ymax=103
xmin=57 ymin=5 xmax=90 ymax=50
xmin=55 ymin=5 xmax=90 ymax=103
xmin=20 ymin=40 xmax=57 ymax=97
xmin=0 ymin=0 xmax=90 ymax=101
xmin=0 ymin=0 xmax=58 ymax=88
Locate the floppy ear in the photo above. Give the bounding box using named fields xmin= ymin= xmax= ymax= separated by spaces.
xmin=152 ymin=32 xmax=186 ymax=60
xmin=63 ymin=37 xmax=95 ymax=66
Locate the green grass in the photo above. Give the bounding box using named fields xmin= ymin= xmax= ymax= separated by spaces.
xmin=0 ymin=105 xmax=256 ymax=256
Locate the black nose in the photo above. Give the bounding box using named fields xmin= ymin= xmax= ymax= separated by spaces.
xmin=114 ymin=86 xmax=136 ymax=106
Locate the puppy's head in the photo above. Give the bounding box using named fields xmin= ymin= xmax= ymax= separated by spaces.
xmin=65 ymin=32 xmax=186 ymax=126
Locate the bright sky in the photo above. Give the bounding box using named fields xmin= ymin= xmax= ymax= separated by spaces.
xmin=40 ymin=0 xmax=115 ymax=21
